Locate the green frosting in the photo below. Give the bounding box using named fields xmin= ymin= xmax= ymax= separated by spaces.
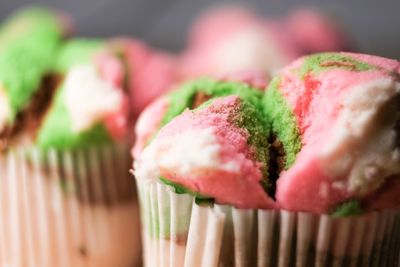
xmin=36 ymin=39 xmax=112 ymax=149
xmin=295 ymin=52 xmax=374 ymax=79
xmin=229 ymin=97 xmax=271 ymax=193
xmin=160 ymin=90 xmax=272 ymax=195
xmin=0 ymin=7 xmax=63 ymax=122
xmin=36 ymin=88 xmax=111 ymax=149
xmin=331 ymin=200 xmax=364 ymax=218
xmin=55 ymin=39 xmax=104 ymax=73
xmin=160 ymin=78 xmax=265 ymax=127
xmin=264 ymin=77 xmax=302 ymax=168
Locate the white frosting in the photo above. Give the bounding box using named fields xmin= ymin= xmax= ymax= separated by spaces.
xmin=215 ymin=26 xmax=286 ymax=75
xmin=64 ymin=64 xmax=123 ymax=132
xmin=135 ymin=128 xmax=239 ymax=181
xmin=0 ymin=85 xmax=10 ymax=131
xmin=320 ymin=78 xmax=400 ymax=194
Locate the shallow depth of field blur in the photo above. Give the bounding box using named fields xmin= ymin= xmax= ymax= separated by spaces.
xmin=0 ymin=0 xmax=399 ymax=59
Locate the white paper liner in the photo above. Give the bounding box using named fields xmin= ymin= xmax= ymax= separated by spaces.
xmin=0 ymin=145 xmax=141 ymax=267
xmin=137 ymin=178 xmax=400 ymax=267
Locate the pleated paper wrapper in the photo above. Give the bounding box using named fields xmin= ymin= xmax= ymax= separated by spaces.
xmin=0 ymin=145 xmax=141 ymax=267
xmin=137 ymin=178 xmax=400 ymax=267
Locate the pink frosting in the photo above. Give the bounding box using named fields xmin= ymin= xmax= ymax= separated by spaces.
xmin=111 ymin=38 xmax=178 ymax=118
xmin=152 ymin=96 xmax=275 ymax=209
xmin=277 ymin=151 xmax=350 ymax=213
xmin=133 ymin=74 xmax=270 ymax=161
xmin=94 ymin=50 xmax=129 ymax=140
xmin=275 ymin=53 xmax=400 ymax=213
xmin=342 ymin=52 xmax=400 ymax=71
xmin=281 ymin=68 xmax=389 ymax=147
xmin=132 ymin=96 xmax=169 ymax=160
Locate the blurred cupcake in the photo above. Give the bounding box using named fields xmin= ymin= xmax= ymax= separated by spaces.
xmin=179 ymin=5 xmax=349 ymax=80
xmin=134 ymin=52 xmax=400 ymax=266
xmin=0 ymin=12 xmax=141 ymax=266
xmin=110 ymin=38 xmax=179 ymax=119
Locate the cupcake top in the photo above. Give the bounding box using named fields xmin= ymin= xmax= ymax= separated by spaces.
xmin=133 ymin=77 xmax=266 ymax=159
xmin=0 ymin=7 xmax=69 ymax=148
xmin=269 ymin=52 xmax=400 ymax=213
xmin=135 ymin=52 xmax=400 ymax=215
xmin=36 ymin=39 xmax=128 ymax=149
xmin=135 ymin=87 xmax=275 ymax=209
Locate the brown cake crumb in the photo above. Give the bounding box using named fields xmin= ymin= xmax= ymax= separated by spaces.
xmin=191 ymin=91 xmax=211 ymax=108
xmin=0 ymin=74 xmax=61 ymax=151
xmin=268 ymin=134 xmax=286 ymax=197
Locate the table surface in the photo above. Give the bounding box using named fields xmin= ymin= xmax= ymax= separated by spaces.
xmin=0 ymin=0 xmax=399 ymax=59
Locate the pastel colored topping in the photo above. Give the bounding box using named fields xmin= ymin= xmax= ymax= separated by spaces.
xmin=36 ymin=39 xmax=126 ymax=149
xmin=264 ymin=77 xmax=301 ymax=168
xmin=320 ymin=78 xmax=400 ymax=194
xmin=64 ymin=64 xmax=123 ymax=132
xmin=134 ymin=78 xmax=266 ymax=160
xmin=55 ymin=39 xmax=104 ymax=73
xmin=136 ymin=52 xmax=400 ymax=215
xmin=135 ymin=95 xmax=274 ymax=208
xmin=272 ymin=52 xmax=400 ymax=213
xmin=0 ymin=7 xmax=65 ymax=127
xmin=109 ymin=38 xmax=178 ymax=118
xmin=36 ymin=88 xmax=111 ymax=149
xmin=294 ymin=53 xmax=374 ymax=79
xmin=161 ymin=78 xmax=265 ymax=128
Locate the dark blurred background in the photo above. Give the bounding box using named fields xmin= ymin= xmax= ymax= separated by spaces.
xmin=0 ymin=0 xmax=399 ymax=58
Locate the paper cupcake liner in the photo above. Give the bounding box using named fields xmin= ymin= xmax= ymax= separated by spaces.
xmin=136 ymin=178 xmax=400 ymax=267
xmin=0 ymin=145 xmax=141 ymax=267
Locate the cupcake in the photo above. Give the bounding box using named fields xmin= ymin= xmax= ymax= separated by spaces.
xmin=134 ymin=52 xmax=400 ymax=266
xmin=0 ymin=32 xmax=141 ymax=267
xmin=110 ymin=38 xmax=179 ymax=119
xmin=179 ymin=6 xmax=349 ymax=80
